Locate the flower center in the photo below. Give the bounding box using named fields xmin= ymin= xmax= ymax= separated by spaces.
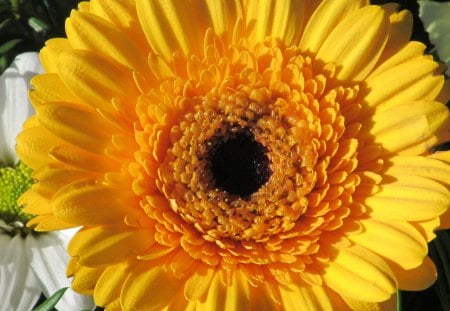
xmin=208 ymin=129 xmax=271 ymax=198
xmin=0 ymin=162 xmax=34 ymax=234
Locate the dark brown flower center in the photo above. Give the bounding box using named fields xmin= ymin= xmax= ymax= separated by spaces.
xmin=208 ymin=129 xmax=271 ymax=198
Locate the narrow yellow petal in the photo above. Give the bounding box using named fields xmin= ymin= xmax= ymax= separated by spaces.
xmin=375 ymin=8 xmax=413 ymax=68
xmin=198 ymin=270 xmax=250 ymax=311
xmin=279 ymin=284 xmax=346 ymax=311
xmin=89 ymin=0 xmax=149 ymax=51
xmin=411 ymin=218 xmax=440 ymax=242
xmin=39 ymin=38 xmax=72 ymax=73
xmin=66 ymin=10 xmax=148 ymax=72
xmin=77 ymin=1 xmax=90 ymax=12
xmin=246 ymin=0 xmax=305 ymax=46
xmin=94 ymin=262 xmax=131 ymax=307
xmin=368 ymin=100 xmax=449 ymax=153
xmin=136 ymin=0 xmax=210 ymax=61
xmin=184 ymin=265 xmax=215 ymax=301
xmin=370 ymin=41 xmax=427 ymax=77
xmin=300 ymin=0 xmax=364 ymax=54
xmin=121 ymin=262 xmax=183 ymax=311
xmin=349 ymin=219 xmax=427 ymax=269
xmin=323 ymin=245 xmax=396 ymax=302
xmin=49 ymin=144 xmax=121 ymax=172
xmin=20 ymin=189 xmax=52 ymax=214
xmin=16 ymin=126 xmax=62 ymax=170
xmin=364 ymin=175 xmax=450 ymax=221
xmin=37 ymin=102 xmax=116 ymax=154
xmin=342 ymin=294 xmax=397 ymax=311
xmin=71 ymin=265 xmax=105 ymax=295
xmin=438 ymin=208 xmax=450 ymax=229
xmin=206 ymin=0 xmax=242 ymax=42
xmin=387 ymin=256 xmax=437 ymax=291
xmin=26 ymin=214 xmax=76 ymax=231
xmin=386 ymin=155 xmax=450 ymax=187
xmin=57 ymin=50 xmax=138 ymax=112
xmin=69 ymin=226 xmax=153 ymax=266
xmin=316 ymin=5 xmax=389 ymax=80
xmin=30 ymin=74 xmax=82 ymax=107
xmin=31 ymin=165 xmax=94 ymax=197
xmin=364 ymin=58 xmax=443 ymax=111
xmin=52 ymin=180 xmax=133 ymax=225
xmin=165 ymin=288 xmax=197 ymax=311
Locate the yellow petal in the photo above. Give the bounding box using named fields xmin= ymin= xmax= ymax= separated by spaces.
xmin=26 ymin=214 xmax=76 ymax=231
xmin=387 ymin=256 xmax=437 ymax=291
xmin=94 ymin=262 xmax=131 ymax=307
xmin=370 ymin=41 xmax=427 ymax=77
xmin=316 ymin=5 xmax=389 ymax=81
xmin=30 ymin=74 xmax=82 ymax=107
xmin=90 ymin=0 xmax=149 ymax=52
xmin=57 ymin=50 xmax=138 ymax=112
xmin=165 ymin=288 xmax=197 ymax=311
xmin=184 ymin=265 xmax=215 ymax=301
xmin=299 ymin=0 xmax=364 ymax=54
xmin=323 ymin=245 xmax=396 ymax=302
xmin=385 ymin=155 xmax=450 ymax=187
xmin=375 ymin=8 xmax=413 ymax=68
xmin=66 ymin=10 xmax=148 ymax=72
xmin=69 ymin=226 xmax=153 ymax=266
xmin=364 ymin=175 xmax=450 ymax=221
xmin=39 ymin=38 xmax=72 ymax=73
xmin=71 ymin=265 xmax=105 ymax=295
xmin=279 ymin=284 xmax=347 ymax=311
xmin=121 ymin=262 xmax=183 ymax=311
xmin=368 ymin=100 xmax=449 ymax=154
xmin=37 ymin=102 xmax=116 ymax=154
xmin=197 ymin=269 xmax=250 ymax=311
xmin=52 ymin=180 xmax=133 ymax=225
xmin=411 ymin=217 xmax=440 ymax=242
xmin=438 ymin=208 xmax=450 ymax=229
xmin=245 ymin=0 xmax=305 ymax=46
xmin=342 ymin=294 xmax=397 ymax=311
xmin=205 ymin=0 xmax=242 ymax=42
xmin=349 ymin=219 xmax=427 ymax=269
xmin=16 ymin=126 xmax=61 ymax=170
xmin=364 ymin=58 xmax=443 ymax=111
xmin=136 ymin=0 xmax=210 ymax=62
xmin=49 ymin=144 xmax=120 ymax=172
xmin=31 ymin=165 xmax=94 ymax=197
xmin=19 ymin=189 xmax=52 ymax=214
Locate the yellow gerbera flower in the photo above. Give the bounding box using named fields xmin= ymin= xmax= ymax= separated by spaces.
xmin=16 ymin=0 xmax=450 ymax=310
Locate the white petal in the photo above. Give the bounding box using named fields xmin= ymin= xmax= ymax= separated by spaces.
xmin=419 ymin=1 xmax=450 ymax=75
xmin=0 ymin=234 xmax=40 ymax=311
xmin=0 ymin=52 xmax=42 ymax=166
xmin=12 ymin=52 xmax=44 ymax=77
xmin=25 ymin=233 xmax=95 ymax=310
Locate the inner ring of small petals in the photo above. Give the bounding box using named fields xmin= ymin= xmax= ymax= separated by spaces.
xmin=159 ymin=89 xmax=319 ymax=242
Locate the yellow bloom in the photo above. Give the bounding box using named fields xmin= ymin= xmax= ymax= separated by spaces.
xmin=17 ymin=0 xmax=450 ymax=310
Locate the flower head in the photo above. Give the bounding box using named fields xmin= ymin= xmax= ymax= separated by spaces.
xmin=0 ymin=52 xmax=94 ymax=311
xmin=17 ymin=1 xmax=450 ymax=310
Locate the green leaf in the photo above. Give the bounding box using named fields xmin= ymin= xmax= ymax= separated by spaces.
xmin=28 ymin=17 xmax=50 ymax=33
xmin=0 ymin=38 xmax=22 ymax=54
xmin=0 ymin=17 xmax=13 ymax=31
xmin=33 ymin=287 xmax=68 ymax=311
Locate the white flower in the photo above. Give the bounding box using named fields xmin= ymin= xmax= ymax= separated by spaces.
xmin=0 ymin=52 xmax=41 ymax=166
xmin=419 ymin=0 xmax=450 ymax=75
xmin=0 ymin=53 xmax=95 ymax=311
